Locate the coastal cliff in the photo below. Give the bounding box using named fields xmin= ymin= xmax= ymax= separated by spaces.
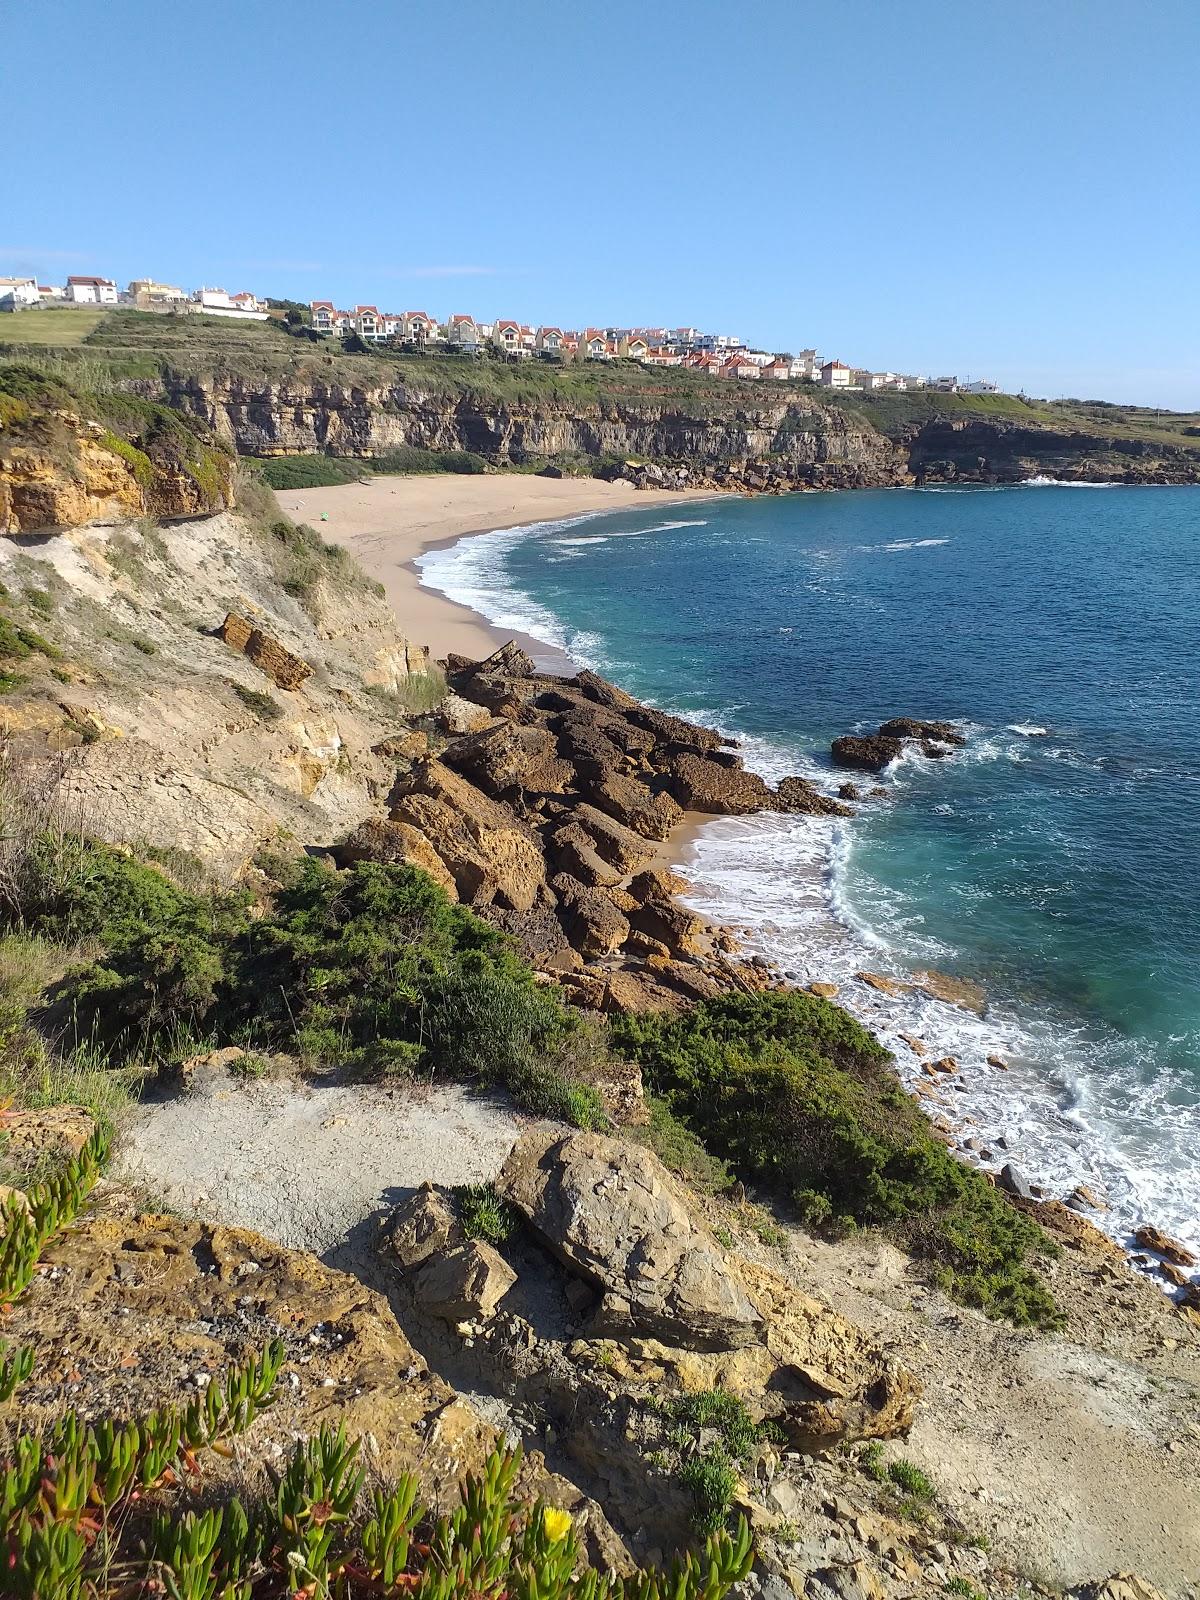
xmin=150 ymin=368 xmax=1200 ymax=488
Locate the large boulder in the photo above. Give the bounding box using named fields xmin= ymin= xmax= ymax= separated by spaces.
xmin=550 ymin=821 xmax=623 ymax=888
xmin=830 ymin=734 xmax=903 ymax=773
xmin=666 ymin=752 xmax=776 ymax=815
xmin=414 ymin=1240 xmax=517 ymax=1324
xmin=335 ymin=818 xmax=459 ymax=899
xmin=443 ymin=722 xmax=574 ymax=797
xmin=553 ymin=875 xmax=632 ymax=957
xmin=1133 ymin=1224 xmax=1197 ymax=1268
xmin=776 ymin=777 xmax=854 ymax=817
xmin=571 ymin=804 xmax=654 ymax=875
xmin=496 ymin=1129 xmax=766 ymax=1350
xmin=878 ymin=717 xmax=965 ymax=746
xmin=383 ymin=1183 xmax=462 ymax=1269
xmin=584 ymin=771 xmax=682 ymax=841
xmin=391 ymin=760 xmax=545 ymax=911
xmin=220 ymin=612 xmax=312 ymax=692
xmin=481 ymin=905 xmax=581 ymax=970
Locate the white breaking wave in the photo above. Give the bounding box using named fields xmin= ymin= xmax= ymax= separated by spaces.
xmin=856 ymin=537 xmax=952 ymax=552
xmin=1020 ymin=476 xmax=1126 ymax=488
xmin=1008 ymin=723 xmax=1049 ymax=736
xmin=675 ymin=733 xmax=1200 ymax=1279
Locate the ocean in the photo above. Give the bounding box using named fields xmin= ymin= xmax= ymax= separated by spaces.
xmin=417 ymin=483 xmax=1200 ymax=1265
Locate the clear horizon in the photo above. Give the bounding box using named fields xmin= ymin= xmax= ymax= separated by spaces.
xmin=4 ymin=0 xmax=1198 ymax=410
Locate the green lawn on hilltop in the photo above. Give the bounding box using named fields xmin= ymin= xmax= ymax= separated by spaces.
xmin=0 ymin=305 xmax=106 ymax=347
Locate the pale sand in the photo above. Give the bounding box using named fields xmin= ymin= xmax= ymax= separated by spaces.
xmin=275 ymin=474 xmax=718 ymax=668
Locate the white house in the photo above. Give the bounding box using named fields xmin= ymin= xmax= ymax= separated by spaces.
xmin=820 ymin=360 xmax=852 ymax=389
xmin=962 ymin=379 xmax=999 ymax=394
xmin=0 ymin=276 xmax=40 ymax=308
xmin=401 ymin=310 xmax=438 ymax=345
xmin=192 ymin=287 xmax=269 ymax=321
xmin=350 ymin=305 xmax=385 ymax=341
xmin=492 ymin=320 xmax=528 ymax=357
xmin=66 ymin=276 xmax=118 ymax=305
xmin=310 ymin=300 xmax=338 ymax=333
xmin=444 ymin=313 xmax=481 ymax=349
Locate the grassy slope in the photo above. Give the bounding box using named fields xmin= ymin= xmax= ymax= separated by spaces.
xmin=0 ymin=306 xmax=106 ymax=347
xmin=5 ymin=308 xmax=1199 ymax=453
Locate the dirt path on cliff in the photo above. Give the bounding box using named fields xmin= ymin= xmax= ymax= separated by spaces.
xmin=115 ymin=1070 xmax=525 ymax=1274
xmin=767 ymin=1219 xmax=1200 ymax=1593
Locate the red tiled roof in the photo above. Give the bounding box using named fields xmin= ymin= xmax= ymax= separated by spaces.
xmin=67 ymin=276 xmax=114 ymax=286
xmin=311 ymin=300 xmax=335 ymax=311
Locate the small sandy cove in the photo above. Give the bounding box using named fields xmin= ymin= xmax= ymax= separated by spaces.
xmin=275 ymin=473 xmax=715 ymax=665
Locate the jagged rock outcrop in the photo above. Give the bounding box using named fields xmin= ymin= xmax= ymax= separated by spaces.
xmin=4 ymin=1209 xmax=630 ymax=1568
xmin=220 ymin=611 xmax=313 ymax=690
xmin=380 ymin=1134 xmax=918 ymax=1547
xmin=832 ymin=718 xmax=966 ymax=773
xmin=338 ymin=642 xmax=838 ymax=1009
xmin=1 ymin=409 xmax=234 ymax=534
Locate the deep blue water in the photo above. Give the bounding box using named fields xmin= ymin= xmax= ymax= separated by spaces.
xmin=419 ymin=485 xmax=1200 ymax=1255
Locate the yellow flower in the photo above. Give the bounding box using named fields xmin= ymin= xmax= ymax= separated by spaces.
xmin=541 ymin=1506 xmax=573 ymax=1544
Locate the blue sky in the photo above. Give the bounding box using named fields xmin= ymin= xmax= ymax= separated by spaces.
xmin=4 ymin=0 xmax=1198 ymax=407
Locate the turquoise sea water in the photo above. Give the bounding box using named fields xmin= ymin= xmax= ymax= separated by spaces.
xmin=418 ymin=484 xmax=1200 ymax=1263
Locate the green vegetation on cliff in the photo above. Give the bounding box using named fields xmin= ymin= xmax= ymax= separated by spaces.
xmin=610 ymin=993 xmax=1061 ymax=1328
xmin=0 ymin=798 xmax=1057 ymax=1326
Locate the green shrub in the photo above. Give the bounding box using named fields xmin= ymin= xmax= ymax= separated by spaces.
xmin=678 ymin=1450 xmax=737 ymax=1536
xmin=610 ymin=992 xmax=1060 ymax=1328
xmin=98 ymin=429 xmax=153 ymax=487
xmin=0 ymin=617 xmax=60 ymax=662
xmin=23 ymin=590 xmax=53 ymax=618
xmin=251 ymin=454 xmax=361 ymax=490
xmin=455 ymin=1181 xmax=518 ymax=1244
xmin=231 ymin=680 xmax=283 ymax=720
xmin=130 ymin=635 xmax=156 ymax=656
xmin=887 ymin=1458 xmax=935 ymax=1501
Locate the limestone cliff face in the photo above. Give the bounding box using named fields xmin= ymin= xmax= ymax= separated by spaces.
xmin=160 ymin=373 xmax=911 ymax=488
xmin=0 ymin=410 xmax=235 ymax=536
xmin=158 ymin=372 xmax=1200 ymax=487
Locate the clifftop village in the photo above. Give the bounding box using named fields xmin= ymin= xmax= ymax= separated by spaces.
xmin=0 ymin=271 xmax=1001 ymax=395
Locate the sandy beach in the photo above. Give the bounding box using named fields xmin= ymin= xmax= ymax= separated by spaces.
xmin=275 ymin=473 xmax=717 ymax=667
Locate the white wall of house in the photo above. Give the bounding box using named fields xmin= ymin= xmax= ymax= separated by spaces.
xmin=0 ymin=277 xmax=40 ymax=306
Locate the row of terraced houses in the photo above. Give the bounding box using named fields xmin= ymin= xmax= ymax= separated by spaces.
xmin=307 ymin=303 xmax=998 ymax=394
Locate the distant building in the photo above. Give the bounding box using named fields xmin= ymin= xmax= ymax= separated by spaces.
xmin=962 ymin=378 xmax=999 ymax=394
xmin=720 ymin=355 xmax=761 ymax=380
xmin=401 ymin=310 xmax=438 ymax=345
xmin=536 ymin=326 xmax=565 ymax=357
xmin=820 ymin=360 xmax=852 ymax=389
xmin=763 ymin=358 xmax=794 ymax=381
xmin=444 ymin=313 xmax=481 ymax=349
xmin=620 ymin=334 xmax=650 ymax=359
xmin=0 ymin=276 xmax=40 ymax=309
xmin=128 ymin=278 xmax=188 ymax=309
xmin=66 ymin=275 xmax=118 ymax=305
xmin=930 ymin=375 xmax=960 ymax=393
xmin=192 ymin=287 xmax=269 ymax=321
xmin=310 ymin=300 xmax=337 ymax=333
xmin=581 ymin=329 xmax=610 ymax=360
xmin=38 ymin=284 xmax=64 ymax=300
xmin=492 ymin=319 xmax=526 ymax=357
